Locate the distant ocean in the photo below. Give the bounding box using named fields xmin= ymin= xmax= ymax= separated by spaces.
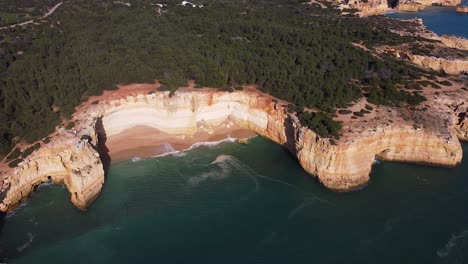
xmin=386 ymin=2 xmax=468 ymax=38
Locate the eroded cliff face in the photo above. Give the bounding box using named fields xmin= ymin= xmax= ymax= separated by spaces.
xmin=398 ymin=0 xmax=461 ymax=6
xmin=436 ymin=35 xmax=468 ymax=50
xmin=1 ymin=87 xmax=466 ymax=212
xmin=340 ymin=0 xmax=389 ymax=16
xmin=0 ymin=141 xmax=104 ymax=211
xmin=406 ymin=54 xmax=468 ymax=75
xmin=397 ymin=0 xmax=461 ymax=10
xmin=409 ymin=54 xmax=468 ymax=75
xmin=339 ymin=0 xmax=461 ymax=15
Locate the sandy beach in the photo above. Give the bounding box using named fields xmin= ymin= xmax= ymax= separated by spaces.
xmin=105 ymin=123 xmax=256 ymax=164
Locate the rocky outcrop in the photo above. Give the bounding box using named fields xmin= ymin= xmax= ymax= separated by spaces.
xmin=338 ymin=0 xmax=461 ymax=15
xmin=406 ymin=54 xmax=468 ymax=74
xmin=0 ymin=140 xmax=104 ymax=211
xmin=436 ymin=35 xmax=468 ymax=50
xmin=450 ymin=100 xmax=468 ymax=141
xmin=340 ymin=0 xmax=389 ymax=16
xmin=397 ymin=3 xmax=425 ymax=11
xmin=456 ymin=5 xmax=468 ymax=12
xmin=398 ymin=0 xmax=461 ymax=8
xmin=1 ymin=87 xmax=466 ymax=212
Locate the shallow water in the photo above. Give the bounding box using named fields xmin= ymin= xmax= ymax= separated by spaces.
xmin=386 ymin=4 xmax=468 ymax=38
xmin=0 ymin=137 xmax=467 ymax=264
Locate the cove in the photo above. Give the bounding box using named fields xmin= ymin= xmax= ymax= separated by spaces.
xmin=0 ymin=138 xmax=467 ymax=263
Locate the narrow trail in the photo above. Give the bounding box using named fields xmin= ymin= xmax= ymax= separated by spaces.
xmin=0 ymin=2 xmax=63 ymax=30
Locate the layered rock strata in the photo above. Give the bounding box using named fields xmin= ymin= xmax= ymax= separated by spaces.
xmin=406 ymin=54 xmax=468 ymax=74
xmin=338 ymin=0 xmax=461 ymax=15
xmin=436 ymin=35 xmax=468 ymax=50
xmin=0 ymin=140 xmax=104 ymax=211
xmin=1 ymin=88 xmax=466 ymax=212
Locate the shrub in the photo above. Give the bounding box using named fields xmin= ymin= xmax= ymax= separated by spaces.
xmin=220 ymin=86 xmax=234 ymax=93
xmin=438 ymin=80 xmax=452 ymax=86
xmin=298 ymin=111 xmax=342 ymax=139
xmin=353 ymin=111 xmax=364 ymax=117
xmin=9 ymin=159 xmax=24 ymax=168
xmin=6 ymin=148 xmax=22 ymax=161
xmin=65 ymin=122 xmax=75 ymax=130
xmin=21 ymin=143 xmax=41 ymax=159
xmin=338 ymin=109 xmax=352 ymax=115
xmin=158 ymin=85 xmax=170 ymax=91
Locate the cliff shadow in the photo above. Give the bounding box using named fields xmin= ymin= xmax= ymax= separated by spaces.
xmin=95 ymin=118 xmax=111 ymax=175
xmin=388 ymin=0 xmax=399 ymax=8
xmin=283 ymin=114 xmax=298 ymax=156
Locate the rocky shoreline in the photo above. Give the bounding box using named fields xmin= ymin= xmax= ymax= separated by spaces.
xmin=0 ymin=0 xmax=467 ymax=213
xmin=0 ymin=83 xmax=466 ymax=212
xmin=456 ymin=5 xmax=468 ymax=12
xmin=338 ymin=0 xmax=461 ymax=16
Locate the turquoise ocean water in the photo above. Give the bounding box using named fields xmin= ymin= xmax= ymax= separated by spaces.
xmin=386 ymin=3 xmax=468 ymax=38
xmin=0 ymin=137 xmax=467 ymax=264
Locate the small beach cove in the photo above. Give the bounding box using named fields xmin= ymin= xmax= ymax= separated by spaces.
xmin=106 ymin=124 xmax=256 ymax=164
xmin=1 ymin=138 xmax=467 ymax=263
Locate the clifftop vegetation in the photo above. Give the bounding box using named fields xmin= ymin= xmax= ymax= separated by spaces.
xmin=0 ymin=0 xmax=436 ymax=153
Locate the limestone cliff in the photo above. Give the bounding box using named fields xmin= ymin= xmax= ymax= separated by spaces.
xmin=456 ymin=6 xmax=468 ymax=12
xmin=398 ymin=0 xmax=461 ymax=7
xmin=397 ymin=0 xmax=461 ymax=10
xmin=0 ymin=87 xmax=466 ymax=212
xmin=406 ymin=54 xmax=468 ymax=75
xmin=338 ymin=0 xmax=461 ymax=15
xmin=0 ymin=139 xmax=104 ymax=211
xmin=436 ymin=35 xmax=468 ymax=50
xmin=340 ymin=0 xmax=389 ymax=16
xmin=397 ymin=3 xmax=426 ymax=11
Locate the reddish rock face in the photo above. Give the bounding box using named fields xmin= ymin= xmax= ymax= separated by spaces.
xmin=1 ymin=86 xmax=466 ymax=212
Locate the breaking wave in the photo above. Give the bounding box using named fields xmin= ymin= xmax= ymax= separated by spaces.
xmin=153 ymin=137 xmax=238 ymax=159
xmin=188 ymin=137 xmax=237 ymax=151
xmin=131 ymin=157 xmax=142 ymax=162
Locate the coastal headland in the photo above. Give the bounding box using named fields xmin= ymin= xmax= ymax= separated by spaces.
xmin=0 ymin=80 xmax=466 ymax=212
xmin=0 ymin=0 xmax=467 ymax=213
xmin=338 ymin=0 xmax=461 ymax=16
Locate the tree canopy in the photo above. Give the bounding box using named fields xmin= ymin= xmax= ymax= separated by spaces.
xmin=0 ymin=0 xmax=434 ymax=153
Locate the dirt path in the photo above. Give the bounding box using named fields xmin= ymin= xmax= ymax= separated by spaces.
xmin=0 ymin=2 xmax=63 ymax=30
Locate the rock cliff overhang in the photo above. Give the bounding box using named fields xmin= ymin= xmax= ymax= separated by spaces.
xmin=0 ymin=88 xmax=466 ymax=212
